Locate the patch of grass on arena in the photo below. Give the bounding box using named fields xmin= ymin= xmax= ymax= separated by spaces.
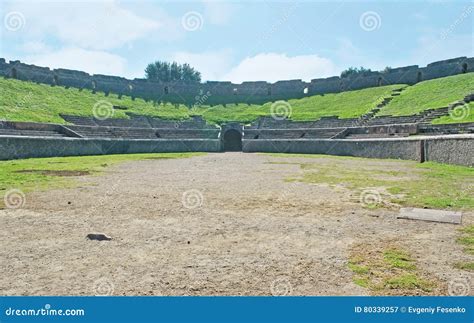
xmin=267 ymin=154 xmax=474 ymax=210
xmin=349 ymin=243 xmax=440 ymax=295
xmin=0 ymin=153 xmax=205 ymax=207
xmin=377 ymin=73 xmax=474 ymax=117
xmin=454 ymin=225 xmax=474 ymax=272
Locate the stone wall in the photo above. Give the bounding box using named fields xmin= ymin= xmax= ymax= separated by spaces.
xmin=0 ymin=137 xmax=221 ymax=160
xmin=1 ymin=56 xmax=472 ymax=105
xmin=242 ymin=135 xmax=474 ymax=167
xmin=0 ymin=134 xmax=472 ymax=166
xmin=424 ymin=137 xmax=474 ymax=165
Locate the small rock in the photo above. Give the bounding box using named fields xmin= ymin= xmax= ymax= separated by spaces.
xmin=67 ymin=201 xmax=72 ymax=205
xmin=187 ymin=241 xmax=191 ymax=244
xmin=86 ymin=233 xmax=112 ymax=241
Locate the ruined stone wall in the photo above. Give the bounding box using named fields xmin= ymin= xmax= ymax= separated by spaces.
xmin=0 ymin=56 xmax=472 ymax=105
xmin=242 ymin=135 xmax=474 ymax=167
xmin=0 ymin=136 xmax=221 ymax=160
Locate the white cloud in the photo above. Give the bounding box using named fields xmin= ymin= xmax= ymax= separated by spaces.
xmin=6 ymin=0 xmax=160 ymax=50
xmin=25 ymin=47 xmax=127 ymax=76
xmin=222 ymin=53 xmax=337 ymax=83
xmin=168 ymin=51 xmax=338 ymax=83
xmin=170 ymin=49 xmax=234 ymax=81
xmin=203 ymin=1 xmax=237 ymax=25
xmin=21 ymin=41 xmax=51 ymax=54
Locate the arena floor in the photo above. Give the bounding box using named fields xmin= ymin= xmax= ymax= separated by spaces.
xmin=0 ymin=153 xmax=471 ymax=296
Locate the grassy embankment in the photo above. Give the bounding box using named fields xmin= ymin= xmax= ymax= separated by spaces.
xmin=377 ymin=72 xmax=474 ymax=124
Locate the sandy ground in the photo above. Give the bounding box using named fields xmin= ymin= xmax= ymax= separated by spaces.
xmin=0 ymin=152 xmax=472 ymax=296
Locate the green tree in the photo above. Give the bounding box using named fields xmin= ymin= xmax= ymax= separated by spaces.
xmin=341 ymin=66 xmax=372 ymax=78
xmin=145 ymin=61 xmax=201 ymax=82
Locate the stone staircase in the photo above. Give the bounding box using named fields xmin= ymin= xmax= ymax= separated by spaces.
xmin=353 ymin=90 xmax=473 ymax=128
xmin=354 ymin=87 xmax=407 ymax=127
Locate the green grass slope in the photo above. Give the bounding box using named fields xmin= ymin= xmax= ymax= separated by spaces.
xmin=197 ymin=84 xmax=405 ymax=123
xmin=377 ymin=72 xmax=474 ymax=117
xmin=1 ymin=73 xmax=472 ymax=125
xmin=0 ymin=77 xmax=403 ymax=124
xmin=0 ymin=78 xmax=191 ymax=124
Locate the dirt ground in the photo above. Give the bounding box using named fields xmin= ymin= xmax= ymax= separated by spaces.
xmin=0 ymin=152 xmax=472 ymax=296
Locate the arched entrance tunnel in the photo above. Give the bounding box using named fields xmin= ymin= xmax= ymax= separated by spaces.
xmin=223 ymin=129 xmax=242 ymax=151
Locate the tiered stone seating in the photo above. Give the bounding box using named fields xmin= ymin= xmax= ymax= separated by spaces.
xmin=60 ymin=114 xmax=219 ymax=139
xmin=248 ymin=116 xmax=357 ymax=129
xmin=66 ymin=125 xmax=220 ymax=139
xmin=243 ymin=128 xmax=341 ymax=139
xmin=61 ymin=115 xmax=98 ymax=126
xmin=304 ymin=128 xmax=343 ymax=138
xmin=156 ymin=129 xmax=220 ymax=139
xmin=244 ymin=129 xmax=303 ymax=139
xmin=0 ymin=122 xmax=66 ymax=137
xmin=365 ymin=106 xmax=454 ymax=126
xmin=66 ymin=125 xmax=158 ymax=139
xmin=94 ymin=118 xmax=149 ymax=128
xmin=0 ymin=128 xmax=66 ymax=137
xmin=366 ymin=115 xmax=422 ymax=125
xmin=344 ymin=133 xmax=410 ymax=139
xmin=312 ymin=117 xmax=358 ymax=128
xmin=418 ymin=123 xmax=474 ymax=135
xmin=62 ymin=114 xmax=217 ymax=129
xmin=419 ymin=107 xmax=450 ymax=123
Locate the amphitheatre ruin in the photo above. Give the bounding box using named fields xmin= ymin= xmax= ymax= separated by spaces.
xmin=0 ymin=56 xmax=473 ymax=165
xmin=0 ymin=56 xmax=473 ymax=296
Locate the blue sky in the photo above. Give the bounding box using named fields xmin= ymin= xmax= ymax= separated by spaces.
xmin=0 ymin=0 xmax=472 ymax=83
